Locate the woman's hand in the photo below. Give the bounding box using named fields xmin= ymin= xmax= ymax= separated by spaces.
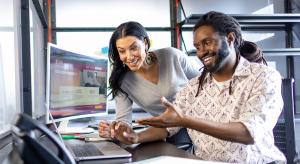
xmin=98 ymin=120 xmax=111 ymax=138
xmin=137 ymin=97 xmax=184 ymax=128
xmin=110 ymin=121 xmax=139 ymax=145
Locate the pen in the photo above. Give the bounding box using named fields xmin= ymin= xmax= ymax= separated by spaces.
xmin=62 ymin=135 xmax=85 ymax=140
xmin=85 ymin=137 xmax=110 ymax=142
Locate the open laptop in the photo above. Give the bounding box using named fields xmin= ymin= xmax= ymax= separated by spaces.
xmin=63 ymin=137 xmax=132 ymax=161
xmin=45 ymin=43 xmax=131 ymax=161
xmin=53 ymin=122 xmax=131 ymax=161
xmin=12 ymin=113 xmax=131 ymax=163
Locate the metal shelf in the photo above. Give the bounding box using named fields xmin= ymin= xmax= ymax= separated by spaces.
xmin=180 ymin=14 xmax=300 ymax=57
xmin=186 ymin=48 xmax=300 ymax=56
xmin=179 ymin=14 xmax=300 ymax=27
xmin=263 ymin=48 xmax=300 ymax=56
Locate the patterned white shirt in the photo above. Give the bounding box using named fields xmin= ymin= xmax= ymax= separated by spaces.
xmin=167 ymin=57 xmax=286 ymax=163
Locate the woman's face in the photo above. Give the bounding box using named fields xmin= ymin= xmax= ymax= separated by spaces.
xmin=116 ymin=36 xmax=147 ymax=71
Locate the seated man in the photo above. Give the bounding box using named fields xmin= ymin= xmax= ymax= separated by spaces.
xmin=110 ymin=11 xmax=286 ymax=163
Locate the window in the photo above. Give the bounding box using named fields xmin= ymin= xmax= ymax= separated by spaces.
xmin=180 ymin=0 xmax=285 ymax=15
xmin=29 ymin=0 xmax=46 ymax=119
xmin=0 ymin=0 xmax=21 ymax=134
xmin=54 ymin=0 xmax=172 ymax=111
xmin=55 ymin=0 xmax=170 ymax=27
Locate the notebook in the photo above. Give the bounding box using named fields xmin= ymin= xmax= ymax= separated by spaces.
xmin=63 ymin=136 xmax=132 ymax=161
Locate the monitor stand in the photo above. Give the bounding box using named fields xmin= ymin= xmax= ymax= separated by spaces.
xmin=57 ymin=120 xmax=94 ymax=135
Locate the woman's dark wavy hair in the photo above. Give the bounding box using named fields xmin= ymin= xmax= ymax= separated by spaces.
xmin=108 ymin=21 xmax=150 ymax=99
xmin=193 ymin=11 xmax=267 ymax=96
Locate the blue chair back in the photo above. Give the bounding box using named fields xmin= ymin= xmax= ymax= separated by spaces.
xmin=273 ymin=78 xmax=297 ymax=163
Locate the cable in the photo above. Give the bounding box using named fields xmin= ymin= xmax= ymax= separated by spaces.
xmin=180 ymin=30 xmax=188 ymax=55
xmin=48 ymin=110 xmax=66 ymax=148
xmin=179 ymin=0 xmax=188 ymax=21
xmin=178 ymin=0 xmax=188 ymax=54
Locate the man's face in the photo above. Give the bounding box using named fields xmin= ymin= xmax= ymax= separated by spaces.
xmin=193 ymin=25 xmax=231 ymax=73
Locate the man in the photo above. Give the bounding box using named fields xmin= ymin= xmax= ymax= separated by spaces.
xmin=111 ymin=11 xmax=286 ymax=163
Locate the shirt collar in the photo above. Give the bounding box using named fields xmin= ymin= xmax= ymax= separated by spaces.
xmin=233 ymin=56 xmax=252 ymax=77
xmin=204 ymin=56 xmax=252 ymax=82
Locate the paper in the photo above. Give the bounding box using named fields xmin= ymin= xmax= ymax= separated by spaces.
xmin=81 ymin=132 xmax=111 ymax=142
xmin=128 ymin=156 xmax=231 ymax=164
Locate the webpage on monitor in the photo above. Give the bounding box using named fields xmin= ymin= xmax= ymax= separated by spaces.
xmin=46 ymin=43 xmax=108 ymax=134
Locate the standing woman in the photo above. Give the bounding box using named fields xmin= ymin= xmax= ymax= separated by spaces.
xmin=98 ymin=21 xmax=200 ymax=142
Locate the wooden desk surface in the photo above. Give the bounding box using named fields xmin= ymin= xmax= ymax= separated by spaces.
xmin=125 ymin=141 xmax=197 ymax=161
xmin=79 ymin=141 xmax=197 ymax=164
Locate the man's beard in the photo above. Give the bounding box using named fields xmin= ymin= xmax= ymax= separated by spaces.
xmin=203 ymin=40 xmax=230 ymax=73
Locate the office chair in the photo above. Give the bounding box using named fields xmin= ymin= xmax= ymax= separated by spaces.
xmin=8 ymin=113 xmax=75 ymax=164
xmin=166 ymin=128 xmax=193 ymax=152
xmin=295 ymin=151 xmax=300 ymax=164
xmin=273 ymin=78 xmax=297 ymax=164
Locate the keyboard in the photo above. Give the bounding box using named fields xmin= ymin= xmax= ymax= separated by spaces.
xmin=69 ymin=144 xmax=104 ymax=157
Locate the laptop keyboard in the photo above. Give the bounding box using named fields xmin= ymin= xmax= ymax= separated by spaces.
xmin=70 ymin=144 xmax=104 ymax=157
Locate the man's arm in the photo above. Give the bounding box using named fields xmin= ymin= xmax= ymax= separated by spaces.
xmin=181 ymin=115 xmax=253 ymax=144
xmin=139 ymin=68 xmax=282 ymax=146
xmin=138 ymin=97 xmax=253 ymax=144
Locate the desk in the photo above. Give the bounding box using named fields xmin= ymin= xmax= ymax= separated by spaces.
xmin=126 ymin=141 xmax=197 ymax=161
xmin=79 ymin=141 xmax=198 ymax=164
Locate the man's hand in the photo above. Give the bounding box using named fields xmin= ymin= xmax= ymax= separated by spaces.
xmin=137 ymin=97 xmax=184 ymax=128
xmin=110 ymin=121 xmax=139 ymax=145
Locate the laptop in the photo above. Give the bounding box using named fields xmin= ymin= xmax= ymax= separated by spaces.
xmin=62 ymin=134 xmax=132 ymax=161
xmin=13 ymin=113 xmax=131 ymax=163
xmin=59 ymin=129 xmax=132 ymax=161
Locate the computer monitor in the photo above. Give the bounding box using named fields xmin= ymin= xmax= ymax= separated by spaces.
xmin=46 ymin=43 xmax=108 ymax=134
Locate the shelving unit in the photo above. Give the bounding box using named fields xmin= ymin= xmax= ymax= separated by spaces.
xmin=177 ymin=13 xmax=300 ymax=78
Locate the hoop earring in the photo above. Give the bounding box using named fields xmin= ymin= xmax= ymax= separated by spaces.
xmin=145 ymin=53 xmax=153 ymax=65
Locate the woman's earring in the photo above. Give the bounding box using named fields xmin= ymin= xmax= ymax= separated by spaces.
xmin=145 ymin=53 xmax=152 ymax=65
xmin=123 ymin=62 xmax=126 ymax=67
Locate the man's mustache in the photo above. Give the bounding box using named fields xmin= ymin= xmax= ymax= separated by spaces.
xmin=199 ymin=51 xmax=215 ymax=61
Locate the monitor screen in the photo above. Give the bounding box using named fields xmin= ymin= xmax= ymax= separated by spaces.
xmin=46 ymin=43 xmax=108 ymax=128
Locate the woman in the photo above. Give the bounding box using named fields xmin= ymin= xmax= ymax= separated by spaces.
xmin=98 ymin=21 xmax=200 ymax=140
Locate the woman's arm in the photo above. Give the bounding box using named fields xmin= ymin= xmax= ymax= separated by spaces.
xmin=110 ymin=121 xmax=168 ymax=144
xmin=99 ymin=93 xmax=133 ymax=138
xmin=175 ymin=48 xmax=200 ymax=79
xmin=114 ymin=93 xmax=134 ymax=123
xmin=137 ymin=127 xmax=168 ymax=143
